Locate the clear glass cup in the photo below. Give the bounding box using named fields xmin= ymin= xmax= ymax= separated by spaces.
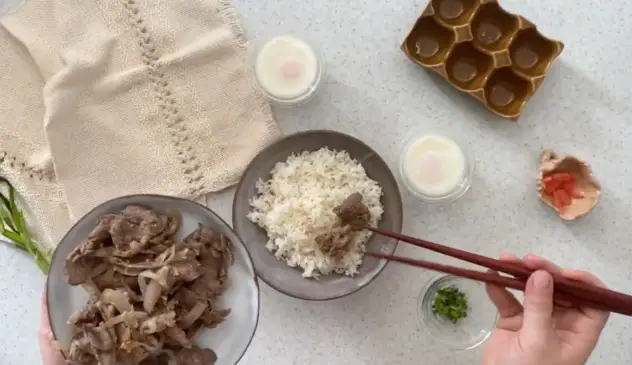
xmin=418 ymin=274 xmax=498 ymax=350
xmin=249 ymin=34 xmax=326 ymax=107
xmin=399 ymin=130 xmax=474 ymax=203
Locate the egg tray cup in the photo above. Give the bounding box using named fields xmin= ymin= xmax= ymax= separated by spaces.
xmin=402 ymin=0 xmax=564 ymax=120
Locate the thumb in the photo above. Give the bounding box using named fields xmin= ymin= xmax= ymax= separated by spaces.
xmin=522 ymin=270 xmax=555 ymax=336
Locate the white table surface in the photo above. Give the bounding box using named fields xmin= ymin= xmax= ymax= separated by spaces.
xmin=2 ymin=0 xmax=632 ymax=364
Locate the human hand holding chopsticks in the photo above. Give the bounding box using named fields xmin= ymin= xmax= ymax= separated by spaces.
xmin=366 ymin=227 xmax=632 ymax=315
xmin=482 ymin=254 xmax=609 ymax=365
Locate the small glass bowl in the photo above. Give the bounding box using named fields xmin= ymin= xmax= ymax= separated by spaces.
xmin=249 ymin=34 xmax=326 ymax=107
xmin=399 ymin=130 xmax=474 ymax=203
xmin=418 ymin=275 xmax=498 ymax=350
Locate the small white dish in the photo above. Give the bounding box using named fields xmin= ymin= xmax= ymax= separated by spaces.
xmin=46 ymin=194 xmax=259 ymax=365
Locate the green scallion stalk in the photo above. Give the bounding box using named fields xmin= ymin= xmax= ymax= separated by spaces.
xmin=0 ymin=177 xmax=51 ymax=273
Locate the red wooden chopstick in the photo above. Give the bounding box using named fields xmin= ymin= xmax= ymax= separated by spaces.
xmin=368 ymin=228 xmax=632 ymax=316
xmin=364 ymin=251 xmax=625 ymax=315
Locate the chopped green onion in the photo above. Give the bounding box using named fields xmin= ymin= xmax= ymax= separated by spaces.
xmin=432 ymin=285 xmax=468 ymax=323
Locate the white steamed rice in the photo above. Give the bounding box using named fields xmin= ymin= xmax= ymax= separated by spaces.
xmin=247 ymin=147 xmax=383 ymax=278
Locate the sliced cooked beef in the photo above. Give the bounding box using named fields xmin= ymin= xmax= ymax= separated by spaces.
xmin=174 ymin=287 xmax=199 ymax=309
xmin=66 ymin=245 xmax=108 ymax=285
xmin=315 ymin=225 xmax=354 ymax=257
xmin=178 ymin=302 xmax=208 ymax=329
xmin=163 ymin=210 xmax=182 ymax=236
xmin=140 ymin=353 xmax=171 ymax=365
xmin=92 ymin=269 xmax=118 ymax=290
xmin=113 ymin=240 xmax=150 ymax=258
xmin=315 ymin=193 xmax=371 ymax=258
xmin=183 ymin=225 xmax=221 ymax=249
xmin=171 ymin=347 xmax=217 ymax=365
xmin=88 ymin=214 xmax=116 ymax=241
xmin=199 ymin=308 xmax=231 ymax=329
xmin=187 ymin=267 xmax=223 ymax=300
xmin=170 ymin=260 xmax=203 ymax=282
xmin=109 ymin=215 xmax=146 ymax=251
xmin=333 ymin=192 xmax=370 ymax=230
xmin=150 ymin=209 xmax=182 ymax=244
xmin=121 ymin=204 xmax=166 ymax=237
xmin=164 ymin=326 xmax=192 ymax=348
xmin=63 ymin=206 xmax=232 ymax=365
xmin=184 ymin=230 xmax=232 ymax=301
xmin=93 ymin=270 xmax=143 ymax=301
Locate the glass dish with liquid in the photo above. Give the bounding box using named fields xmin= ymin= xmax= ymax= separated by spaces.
xmin=418 ymin=274 xmax=498 ymax=350
xmin=250 ymin=35 xmax=326 ymax=107
xmin=399 ymin=130 xmax=474 ymax=203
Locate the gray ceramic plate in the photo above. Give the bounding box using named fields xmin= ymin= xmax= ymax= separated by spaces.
xmin=47 ymin=195 xmax=259 ymax=365
xmin=233 ymin=130 xmax=403 ymax=300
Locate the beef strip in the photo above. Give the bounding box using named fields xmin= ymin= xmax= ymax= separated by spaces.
xmin=121 ymin=204 xmax=165 ymax=237
xmin=177 ymin=301 xmax=208 ymax=329
xmin=333 ymin=192 xmax=370 ymax=230
xmin=199 ymin=308 xmax=231 ymax=329
xmin=63 ymin=206 xmax=232 ymax=365
xmin=169 ymin=260 xmax=203 ymax=282
xmin=108 ymin=215 xmax=147 ymax=253
xmin=315 ymin=193 xmax=371 ymax=258
xmin=139 ymin=353 xmax=171 ymax=365
xmin=93 ymin=269 xmax=143 ymax=301
xmin=164 ymin=326 xmax=192 ymax=348
xmin=315 ymin=225 xmax=354 ymax=257
xmin=65 ymin=241 xmax=109 ymax=285
xmin=170 ymin=346 xmax=217 ymax=365
xmin=88 ymin=214 xmax=116 ymax=241
xmin=149 ymin=209 xmax=182 ymax=244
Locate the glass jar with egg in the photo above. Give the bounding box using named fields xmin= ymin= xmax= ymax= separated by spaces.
xmin=250 ymin=35 xmax=326 ymax=107
xmin=399 ymin=130 xmax=474 ymax=203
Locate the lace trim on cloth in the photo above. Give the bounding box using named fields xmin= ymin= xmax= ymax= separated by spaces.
xmin=122 ymin=0 xmax=205 ymax=197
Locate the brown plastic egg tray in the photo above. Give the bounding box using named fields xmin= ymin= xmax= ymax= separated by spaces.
xmin=402 ymin=0 xmax=564 ymax=120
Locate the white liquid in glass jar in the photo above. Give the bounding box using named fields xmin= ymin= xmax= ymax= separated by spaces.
xmin=255 ymin=36 xmax=319 ymax=100
xmin=402 ymin=135 xmax=466 ymax=197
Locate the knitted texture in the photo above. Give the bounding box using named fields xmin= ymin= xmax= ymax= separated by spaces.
xmin=0 ymin=0 xmax=280 ymax=248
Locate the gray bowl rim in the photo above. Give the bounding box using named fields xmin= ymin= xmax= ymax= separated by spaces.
xmin=232 ymin=129 xmax=403 ymax=301
xmin=46 ymin=193 xmax=260 ymax=365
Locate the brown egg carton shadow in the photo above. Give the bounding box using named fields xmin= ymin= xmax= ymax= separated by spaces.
xmin=401 ymin=0 xmax=564 ymax=120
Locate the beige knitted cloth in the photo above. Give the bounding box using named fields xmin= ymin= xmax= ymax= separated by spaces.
xmin=0 ymin=0 xmax=280 ymax=249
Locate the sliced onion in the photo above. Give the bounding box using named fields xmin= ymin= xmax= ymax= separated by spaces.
xmin=178 ymin=301 xmax=208 ymax=329
xmin=143 ymin=280 xmax=162 ymax=314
